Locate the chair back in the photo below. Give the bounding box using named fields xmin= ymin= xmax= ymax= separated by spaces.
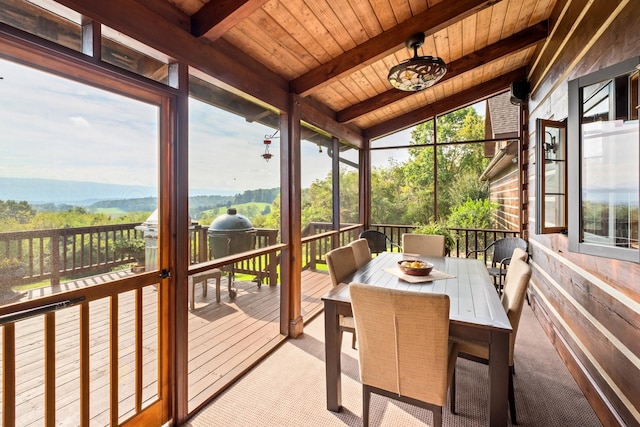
xmin=500 ymin=258 xmax=532 ymax=364
xmin=511 ymin=247 xmax=529 ymax=263
xmin=349 ymin=238 xmax=371 ymax=269
xmin=402 ymin=233 xmax=446 ymax=257
xmin=349 ymin=283 xmax=452 ymax=406
xmin=492 ymin=237 xmax=528 ymax=267
xmin=503 ymin=247 xmax=529 ymax=284
xmin=325 ymin=246 xmax=357 ymax=287
xmin=359 ymin=230 xmax=391 ymax=254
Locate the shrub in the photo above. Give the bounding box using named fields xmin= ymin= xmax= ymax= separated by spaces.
xmin=114 ymin=237 xmax=145 ymax=262
xmin=446 ymin=199 xmax=497 ymax=230
xmin=412 ymin=221 xmax=457 ymax=255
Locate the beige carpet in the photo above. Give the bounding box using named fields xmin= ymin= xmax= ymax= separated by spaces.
xmin=186 ymin=303 xmax=601 ymax=426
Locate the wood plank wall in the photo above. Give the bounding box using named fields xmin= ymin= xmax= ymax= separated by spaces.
xmin=526 ymin=1 xmax=640 ymax=426
xmin=489 ymin=168 xmax=520 ymax=230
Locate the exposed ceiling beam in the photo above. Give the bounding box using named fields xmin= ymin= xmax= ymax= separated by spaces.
xmin=134 ymin=0 xmax=191 ymax=31
xmin=290 ymin=0 xmax=498 ymax=97
xmin=298 ymin=98 xmax=364 ymax=148
xmin=364 ymin=67 xmax=527 ymax=140
xmin=54 ymin=0 xmax=290 ymax=111
xmin=338 ymin=21 xmax=548 ymax=123
xmin=191 ymin=0 xmax=270 ymax=39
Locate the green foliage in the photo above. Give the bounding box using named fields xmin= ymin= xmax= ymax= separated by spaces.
xmin=412 ymin=221 xmax=457 ymax=254
xmin=370 ymin=106 xmax=488 ymax=225
xmin=114 ymin=237 xmax=145 ymax=260
xmin=446 ymin=199 xmax=497 ymax=230
xmin=339 ymin=168 xmax=359 ymax=223
xmin=0 ymin=200 xmax=35 ymax=226
xmin=0 ymin=257 xmax=25 ymax=270
xmin=446 ymin=170 xmax=490 ymax=208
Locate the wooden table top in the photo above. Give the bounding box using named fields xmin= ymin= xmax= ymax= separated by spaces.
xmin=322 ymin=252 xmax=511 ymax=332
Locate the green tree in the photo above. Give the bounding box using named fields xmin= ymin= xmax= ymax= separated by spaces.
xmin=0 ymin=200 xmax=35 ymax=228
xmin=339 ymin=168 xmax=359 ymax=224
xmin=401 ymin=106 xmax=487 ymax=221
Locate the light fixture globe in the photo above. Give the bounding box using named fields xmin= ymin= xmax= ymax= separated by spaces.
xmin=388 ymin=32 xmax=447 ymax=92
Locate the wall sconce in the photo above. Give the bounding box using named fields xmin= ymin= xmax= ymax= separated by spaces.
xmin=544 ymin=131 xmax=557 ymax=161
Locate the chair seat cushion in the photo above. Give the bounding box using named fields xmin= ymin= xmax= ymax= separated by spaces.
xmin=450 ymin=336 xmax=489 ymax=360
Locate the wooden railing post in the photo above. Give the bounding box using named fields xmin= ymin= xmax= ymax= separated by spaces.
xmin=50 ymin=230 xmax=60 ymax=288
xmin=267 ymin=230 xmax=278 ymax=286
xmin=197 ymin=226 xmax=208 ymax=263
xmin=309 ymin=224 xmax=317 ymax=271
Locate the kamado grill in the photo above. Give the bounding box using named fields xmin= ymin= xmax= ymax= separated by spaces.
xmin=207 ymin=208 xmax=256 ymax=298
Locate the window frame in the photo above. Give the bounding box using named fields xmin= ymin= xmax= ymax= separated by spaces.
xmin=568 ymin=56 xmax=640 ymax=262
xmin=536 ymin=118 xmax=567 ymax=234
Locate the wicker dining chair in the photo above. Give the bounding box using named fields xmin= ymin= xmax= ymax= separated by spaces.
xmin=402 ymin=233 xmax=446 ymax=257
xmin=348 ymin=238 xmax=372 ymax=269
xmin=358 ymin=229 xmax=400 ymax=254
xmin=325 ymin=246 xmax=358 ymax=349
xmin=450 ymin=258 xmax=532 ymax=424
xmin=466 ymin=237 xmax=528 ymax=293
xmin=350 ymin=283 xmax=458 ymax=427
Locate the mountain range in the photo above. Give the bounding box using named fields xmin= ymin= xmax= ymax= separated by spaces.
xmin=0 ymin=177 xmax=232 ymax=205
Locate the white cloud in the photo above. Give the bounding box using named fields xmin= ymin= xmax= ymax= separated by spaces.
xmin=69 ymin=116 xmax=92 ymax=129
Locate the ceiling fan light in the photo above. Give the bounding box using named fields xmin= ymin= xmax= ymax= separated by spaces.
xmin=388 ymin=56 xmax=447 ymax=91
xmin=388 ymin=32 xmax=447 ymax=92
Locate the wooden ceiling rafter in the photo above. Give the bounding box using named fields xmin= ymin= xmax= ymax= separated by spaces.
xmin=336 ymin=20 xmax=548 ymax=123
xmin=290 ymin=0 xmax=500 ymax=97
xmin=53 ymin=0 xmax=291 ymax=112
xmin=191 ymin=0 xmax=271 ymax=39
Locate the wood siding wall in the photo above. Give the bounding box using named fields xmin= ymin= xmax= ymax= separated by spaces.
xmin=489 ymin=167 xmax=520 ymax=231
xmin=526 ymin=1 xmax=640 ymax=426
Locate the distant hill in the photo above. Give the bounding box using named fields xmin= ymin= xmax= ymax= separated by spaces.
xmin=0 ymin=177 xmax=157 ymax=205
xmin=0 ymin=177 xmax=279 ymax=215
xmin=0 ymin=177 xmax=245 ymax=205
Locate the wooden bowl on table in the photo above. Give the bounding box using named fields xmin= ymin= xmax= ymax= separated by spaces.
xmin=397 ymin=259 xmax=433 ymax=276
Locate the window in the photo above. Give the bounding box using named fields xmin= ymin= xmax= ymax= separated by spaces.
xmin=536 ymin=119 xmax=567 ymax=234
xmin=568 ymin=57 xmax=640 ymax=262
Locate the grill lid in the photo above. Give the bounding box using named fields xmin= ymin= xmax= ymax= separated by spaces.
xmin=208 ymin=208 xmax=254 ymax=232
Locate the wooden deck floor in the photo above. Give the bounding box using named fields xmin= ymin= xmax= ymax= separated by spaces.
xmin=187 ymin=268 xmax=331 ymax=411
xmin=1 ymin=268 xmax=332 ymax=426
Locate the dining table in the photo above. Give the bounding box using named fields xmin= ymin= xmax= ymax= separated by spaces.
xmin=322 ymin=251 xmax=512 ymax=427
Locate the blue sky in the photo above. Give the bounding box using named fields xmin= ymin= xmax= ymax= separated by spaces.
xmin=0 ymin=57 xmax=413 ymax=198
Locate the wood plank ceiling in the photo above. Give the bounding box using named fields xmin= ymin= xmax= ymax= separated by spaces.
xmin=171 ymin=0 xmax=553 ymax=139
xmin=21 ymin=0 xmax=555 ymax=141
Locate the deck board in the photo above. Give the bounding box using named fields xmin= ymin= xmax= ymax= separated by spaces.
xmin=1 ymin=268 xmax=332 ymax=425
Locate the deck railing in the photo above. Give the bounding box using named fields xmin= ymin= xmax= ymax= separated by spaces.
xmin=0 ymin=224 xmax=281 ymax=290
xmin=300 ymin=223 xmax=522 ymax=268
xmin=0 ymin=222 xmax=521 ymax=290
xmin=0 ymin=223 xmax=142 ymax=287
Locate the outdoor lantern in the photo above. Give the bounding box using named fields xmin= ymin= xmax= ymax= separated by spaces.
xmin=388 ymin=32 xmax=447 ymax=92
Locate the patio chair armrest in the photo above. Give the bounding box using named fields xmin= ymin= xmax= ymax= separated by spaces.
xmin=498 ymin=256 xmax=512 ymax=272
xmin=466 ymin=249 xmax=483 ymax=259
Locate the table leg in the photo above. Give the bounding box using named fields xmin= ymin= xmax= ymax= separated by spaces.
xmin=324 ymin=301 xmax=342 ymax=411
xmin=488 ymin=330 xmax=509 ymax=427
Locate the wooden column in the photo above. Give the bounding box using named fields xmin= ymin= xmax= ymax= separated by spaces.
xmin=331 ymin=136 xmax=340 ymax=248
xmin=170 ymin=61 xmax=190 ymax=425
xmin=360 ymin=139 xmax=370 ymax=229
xmin=281 ymin=95 xmax=303 ymax=337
